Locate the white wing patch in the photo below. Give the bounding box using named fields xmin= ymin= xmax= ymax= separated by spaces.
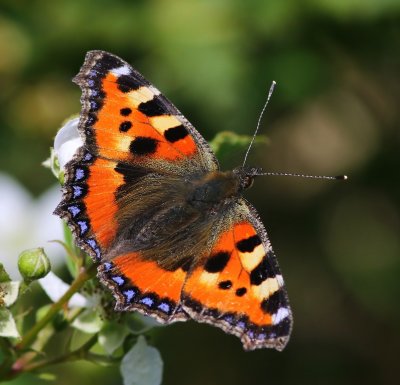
xmin=272 ymin=307 xmax=290 ymax=324
xmin=111 ymin=65 xmax=131 ymax=76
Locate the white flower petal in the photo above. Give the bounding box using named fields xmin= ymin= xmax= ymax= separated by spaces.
xmin=33 ymin=184 xmax=65 ymax=267
xmin=0 ymin=173 xmax=33 ymax=279
xmin=0 ymin=281 xmax=20 ymax=307
xmin=39 ymin=271 xmax=88 ymax=308
xmin=0 ymin=308 xmax=20 ymax=338
xmin=54 ymin=118 xmax=82 ymax=169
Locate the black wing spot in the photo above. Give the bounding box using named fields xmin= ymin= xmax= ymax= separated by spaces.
xmin=117 ymin=75 xmax=141 ymax=93
xmin=138 ymin=99 xmax=164 ymax=117
xmin=164 ymin=125 xmax=188 ymax=143
xmin=272 ymin=316 xmax=291 ymax=337
xmin=260 ymin=290 xmax=282 ymax=314
xmin=129 ymin=137 xmax=158 ymax=156
xmin=119 ymin=121 xmax=132 ymax=132
xmin=204 ymin=251 xmax=230 ymax=273
xmin=114 ymin=163 xmax=149 ymax=183
xmin=236 ymin=235 xmax=262 ymax=253
xmin=114 ymin=162 xmax=150 ymax=202
xmin=235 ymin=287 xmax=247 ymax=297
xmin=250 ymin=255 xmax=276 ymax=285
xmin=218 ymin=280 xmax=232 ymax=290
xmin=120 ymin=107 xmax=132 ymax=116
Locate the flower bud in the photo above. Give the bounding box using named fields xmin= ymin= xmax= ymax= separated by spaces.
xmin=18 ymin=248 xmax=51 ymax=282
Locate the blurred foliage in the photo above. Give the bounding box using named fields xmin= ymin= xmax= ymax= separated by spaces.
xmin=0 ymin=0 xmax=399 ymax=384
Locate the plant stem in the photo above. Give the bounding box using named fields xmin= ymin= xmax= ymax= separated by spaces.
xmin=21 ymin=334 xmax=99 ymax=373
xmin=15 ymin=263 xmax=97 ymax=352
xmin=0 ymin=338 xmax=15 ymax=379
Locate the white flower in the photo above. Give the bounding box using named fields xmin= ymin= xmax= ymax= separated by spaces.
xmin=38 ymin=271 xmax=104 ymax=334
xmin=53 ymin=117 xmax=82 ymax=169
xmin=0 ymin=281 xmax=21 ymax=338
xmin=38 ymin=271 xmax=90 ymax=308
xmin=0 ymin=174 xmax=64 ymax=279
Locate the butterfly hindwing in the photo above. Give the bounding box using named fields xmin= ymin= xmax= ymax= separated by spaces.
xmin=182 ymin=201 xmax=292 ymax=351
xmin=99 ymin=252 xmax=189 ymax=322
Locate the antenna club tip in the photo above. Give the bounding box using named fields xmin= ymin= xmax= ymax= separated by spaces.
xmin=336 ymin=175 xmax=348 ymax=180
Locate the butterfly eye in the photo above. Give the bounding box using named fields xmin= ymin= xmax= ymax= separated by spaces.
xmin=242 ymin=175 xmax=254 ymax=190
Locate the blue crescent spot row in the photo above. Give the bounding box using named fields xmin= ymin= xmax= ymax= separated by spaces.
xmin=85 ymin=238 xmax=102 ymax=260
xmin=62 ymin=151 xmax=103 ymax=261
xmin=101 ymin=261 xmax=177 ymax=317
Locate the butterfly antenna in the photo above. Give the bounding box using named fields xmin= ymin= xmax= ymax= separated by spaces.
xmin=257 ymin=171 xmax=348 ymax=180
xmin=242 ymin=80 xmax=276 ymax=167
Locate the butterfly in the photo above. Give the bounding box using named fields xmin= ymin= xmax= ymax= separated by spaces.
xmin=55 ymin=50 xmax=292 ymax=351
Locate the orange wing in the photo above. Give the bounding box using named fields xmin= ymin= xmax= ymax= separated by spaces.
xmin=56 ymin=155 xmax=131 ymax=255
xmin=74 ymin=50 xmax=218 ymax=173
xmin=99 ymin=252 xmax=189 ymax=323
xmin=182 ymin=212 xmax=292 ymax=351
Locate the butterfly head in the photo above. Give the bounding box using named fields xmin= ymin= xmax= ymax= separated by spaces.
xmin=233 ymin=166 xmax=263 ymax=191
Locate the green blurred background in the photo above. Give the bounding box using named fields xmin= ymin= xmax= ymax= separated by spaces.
xmin=1 ymin=0 xmax=399 ymax=384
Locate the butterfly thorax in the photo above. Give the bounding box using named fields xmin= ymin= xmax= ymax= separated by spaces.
xmin=188 ymin=167 xmax=257 ymax=207
xmin=188 ymin=171 xmax=240 ymax=207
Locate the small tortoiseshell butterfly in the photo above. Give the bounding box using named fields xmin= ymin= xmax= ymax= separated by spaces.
xmin=55 ymin=50 xmax=293 ymax=351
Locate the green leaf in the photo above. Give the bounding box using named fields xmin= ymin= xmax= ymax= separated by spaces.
xmin=209 ymin=131 xmax=268 ymax=161
xmin=98 ymin=321 xmax=129 ymax=355
xmin=120 ymin=336 xmax=163 ymax=385
xmin=42 ymin=147 xmax=61 ymax=181
xmin=72 ymin=309 xmax=103 ymax=333
xmin=126 ymin=314 xmax=163 ymax=335
xmin=51 ymin=237 xmax=79 ymax=278
xmin=37 ymin=373 xmax=57 ymax=381
xmin=0 ymin=308 xmax=20 ymax=338
xmin=36 ymin=304 xmax=52 ymax=321
xmin=0 ymin=281 xmax=20 ymax=307
xmin=0 ymin=263 xmax=11 ymax=283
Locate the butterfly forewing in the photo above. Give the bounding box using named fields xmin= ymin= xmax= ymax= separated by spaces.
xmin=74 ymin=50 xmax=218 ymax=173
